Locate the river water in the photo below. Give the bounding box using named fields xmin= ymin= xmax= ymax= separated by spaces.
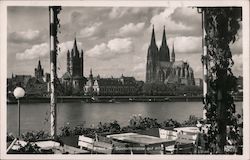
xmin=7 ymin=102 xmax=243 ymax=136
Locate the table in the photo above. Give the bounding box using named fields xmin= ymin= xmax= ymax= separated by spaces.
xmin=107 ymin=133 xmax=176 ymax=154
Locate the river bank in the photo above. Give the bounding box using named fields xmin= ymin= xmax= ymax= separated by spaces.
xmin=7 ymin=95 xmax=243 ymax=104
xmin=6 ymin=95 xmax=242 ymax=103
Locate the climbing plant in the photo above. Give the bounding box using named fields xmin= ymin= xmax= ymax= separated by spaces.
xmin=201 ymin=7 xmax=242 ymax=153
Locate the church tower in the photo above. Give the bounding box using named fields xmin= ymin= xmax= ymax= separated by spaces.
xmin=69 ymin=37 xmax=83 ymax=77
xmin=35 ymin=59 xmax=44 ymax=81
xmin=171 ymin=43 xmax=175 ymax=62
xmin=159 ymin=26 xmax=170 ymax=62
xmin=89 ymin=68 xmax=94 ymax=85
xmin=67 ymin=50 xmax=71 ymax=73
xmin=146 ymin=25 xmax=158 ymax=83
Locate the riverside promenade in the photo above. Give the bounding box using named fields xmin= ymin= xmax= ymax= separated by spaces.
xmin=7 ymin=95 xmax=204 ymax=103
xmin=7 ymin=95 xmax=243 ymax=104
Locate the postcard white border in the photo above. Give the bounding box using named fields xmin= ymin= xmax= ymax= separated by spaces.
xmin=0 ymin=0 xmax=249 ymax=160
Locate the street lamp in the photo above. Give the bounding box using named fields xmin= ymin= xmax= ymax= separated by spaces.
xmin=13 ymin=87 xmax=25 ymax=137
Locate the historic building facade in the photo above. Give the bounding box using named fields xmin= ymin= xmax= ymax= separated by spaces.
xmin=146 ymin=26 xmax=195 ymax=86
xmin=62 ymin=38 xmax=87 ymax=95
xmin=84 ymin=70 xmax=139 ymax=96
xmin=7 ymin=60 xmax=50 ymax=97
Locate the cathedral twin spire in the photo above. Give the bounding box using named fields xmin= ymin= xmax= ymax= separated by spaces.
xmin=150 ymin=25 xmax=157 ymax=47
xmin=148 ymin=25 xmax=175 ymax=62
xmin=161 ymin=26 xmax=167 ymax=47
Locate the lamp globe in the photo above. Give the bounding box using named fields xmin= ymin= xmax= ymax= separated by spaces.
xmin=13 ymin=87 xmax=25 ymax=99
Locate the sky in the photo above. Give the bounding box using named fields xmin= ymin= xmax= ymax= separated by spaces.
xmin=7 ymin=6 xmax=243 ymax=81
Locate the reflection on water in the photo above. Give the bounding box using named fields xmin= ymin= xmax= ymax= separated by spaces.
xmin=7 ymin=102 xmax=243 ymax=136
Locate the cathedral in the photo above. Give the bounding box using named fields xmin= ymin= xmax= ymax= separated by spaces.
xmin=62 ymin=37 xmax=87 ymax=94
xmin=146 ymin=26 xmax=195 ymax=86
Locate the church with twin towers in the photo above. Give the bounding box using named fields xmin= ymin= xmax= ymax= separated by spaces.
xmin=146 ymin=26 xmax=195 ymax=86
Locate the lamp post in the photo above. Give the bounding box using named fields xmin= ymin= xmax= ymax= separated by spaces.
xmin=13 ymin=87 xmax=25 ymax=138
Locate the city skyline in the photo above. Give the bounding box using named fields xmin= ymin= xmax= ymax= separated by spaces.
xmin=7 ymin=7 xmax=243 ymax=80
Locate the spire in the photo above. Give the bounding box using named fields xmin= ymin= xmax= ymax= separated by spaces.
xmin=89 ymin=68 xmax=93 ymax=78
xmin=67 ymin=50 xmax=70 ymax=73
xmin=171 ymin=42 xmax=175 ymax=62
xmin=89 ymin=68 xmax=94 ymax=85
xmin=72 ymin=35 xmax=79 ymax=57
xmin=161 ymin=25 xmax=167 ymax=46
xmin=73 ymin=36 xmax=78 ymax=51
xmin=38 ymin=59 xmax=42 ymax=69
xmin=159 ymin=25 xmax=170 ymax=62
xmin=150 ymin=25 xmax=156 ymax=46
xmin=97 ymin=74 xmax=100 ymax=79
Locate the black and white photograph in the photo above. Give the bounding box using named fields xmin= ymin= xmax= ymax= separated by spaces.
xmin=0 ymin=0 xmax=249 ymax=159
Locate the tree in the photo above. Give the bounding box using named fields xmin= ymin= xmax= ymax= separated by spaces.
xmin=201 ymin=7 xmax=242 ymax=153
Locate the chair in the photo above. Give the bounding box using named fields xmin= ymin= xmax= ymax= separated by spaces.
xmin=177 ymin=132 xmax=198 ymax=144
xmin=165 ymin=131 xmax=198 ymax=154
xmin=159 ymin=128 xmax=178 ymax=140
xmin=111 ymin=140 xmax=129 ymax=154
xmin=78 ymin=135 xmax=94 ymax=152
xmin=93 ymin=141 xmax=113 ymax=154
xmin=97 ymin=135 xmax=112 ymax=144
xmin=78 ymin=135 xmax=114 ymax=154
xmin=173 ymin=143 xmax=194 ymax=154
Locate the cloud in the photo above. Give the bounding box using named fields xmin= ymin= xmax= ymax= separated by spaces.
xmin=108 ymin=38 xmax=133 ymax=53
xmin=16 ymin=43 xmax=49 ymax=60
xmin=231 ymin=54 xmax=243 ymax=76
xmin=8 ymin=29 xmax=47 ymax=44
xmin=118 ymin=22 xmax=145 ymax=37
xmin=230 ymin=36 xmax=242 ymax=54
xmin=86 ymin=38 xmax=134 ymax=59
xmin=133 ymin=62 xmax=145 ymax=72
xmin=71 ymin=11 xmax=84 ymax=24
xmin=15 ymin=40 xmax=84 ymax=61
xmin=108 ymin=7 xmax=162 ymax=21
xmin=79 ymin=22 xmax=102 ymax=38
xmin=68 ymin=9 xmax=110 ymax=27
xmin=170 ymin=7 xmax=201 ymax=26
xmin=169 ymin=36 xmax=202 ymax=54
xmin=58 ymin=41 xmax=83 ymax=57
xmin=150 ymin=8 xmax=189 ymax=32
xmin=149 ymin=7 xmax=201 ymax=36
xmin=86 ymin=43 xmax=110 ymax=57
xmin=145 ymin=36 xmax=201 ymax=54
xmin=109 ymin=7 xmax=130 ymax=19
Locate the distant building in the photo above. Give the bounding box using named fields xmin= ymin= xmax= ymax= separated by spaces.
xmin=34 ymin=59 xmax=44 ymax=81
xmin=25 ymin=77 xmax=48 ymax=97
xmin=84 ymin=70 xmax=139 ymax=96
xmin=84 ymin=69 xmax=95 ymax=95
xmin=44 ymin=73 xmax=50 ymax=83
xmin=7 ymin=60 xmax=64 ymax=97
xmin=62 ymin=37 xmax=87 ymax=95
xmin=146 ymin=26 xmax=195 ymax=86
xmin=7 ymin=74 xmax=32 ymax=93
